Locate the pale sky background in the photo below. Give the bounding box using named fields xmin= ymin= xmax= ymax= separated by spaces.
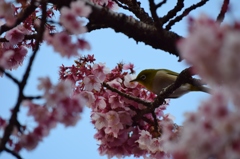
xmin=1 ymin=1 xmax=239 ymax=159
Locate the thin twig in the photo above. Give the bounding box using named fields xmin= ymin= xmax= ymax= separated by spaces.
xmin=0 ymin=67 xmax=20 ymax=86
xmin=161 ymin=0 xmax=184 ymax=25
xmin=112 ymin=0 xmax=130 ymax=10
xmin=84 ymin=0 xmax=182 ymax=56
xmin=216 ymin=0 xmax=229 ymax=23
xmin=151 ymin=111 xmax=159 ymax=133
xmin=149 ymin=0 xmax=158 ymax=21
xmin=165 ymin=0 xmax=210 ymax=30
xmin=156 ymin=0 xmax=167 ymax=8
xmin=103 ymin=82 xmax=151 ymax=107
xmin=116 ymin=0 xmax=154 ymax=25
xmin=4 ymin=147 xmax=22 ymax=159
xmin=142 ymin=116 xmax=155 ymax=126
xmin=24 ymin=95 xmax=42 ymax=100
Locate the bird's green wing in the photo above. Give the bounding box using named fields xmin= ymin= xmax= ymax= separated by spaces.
xmin=160 ymin=69 xmax=179 ymax=76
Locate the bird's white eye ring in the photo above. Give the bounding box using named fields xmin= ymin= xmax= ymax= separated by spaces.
xmin=140 ymin=75 xmax=146 ymax=80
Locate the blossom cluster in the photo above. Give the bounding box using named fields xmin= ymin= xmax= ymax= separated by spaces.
xmin=0 ymin=0 xmax=16 ymax=26
xmin=0 ymin=2 xmax=56 ymax=71
xmin=3 ymin=79 xmax=84 ymax=152
xmin=59 ymin=55 xmax=174 ymax=158
xmin=45 ymin=0 xmax=91 ymax=58
xmin=172 ymin=14 xmax=240 ymax=159
xmin=0 ymin=0 xmax=92 ymax=71
xmin=167 ymin=91 xmax=240 ymax=159
xmin=178 ymin=14 xmax=240 ymax=89
xmin=59 ymin=1 xmax=91 ymax=35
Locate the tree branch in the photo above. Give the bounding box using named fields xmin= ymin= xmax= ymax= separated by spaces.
xmin=156 ymin=0 xmax=167 ymax=8
xmin=24 ymin=95 xmax=42 ymax=100
xmin=161 ymin=0 xmax=184 ymax=25
xmin=165 ymin=0 xmax=210 ymax=30
xmin=116 ymin=0 xmax=154 ymax=25
xmin=87 ymin=4 xmax=181 ymax=56
xmin=102 ymin=82 xmax=151 ymax=107
xmin=149 ymin=0 xmax=163 ymax=29
xmin=0 ymin=0 xmax=47 ymax=153
xmin=4 ymin=147 xmax=22 ymax=159
xmin=216 ymin=0 xmax=229 ymax=23
xmin=46 ymin=0 xmax=182 ymax=56
xmin=0 ymin=67 xmax=20 ymax=86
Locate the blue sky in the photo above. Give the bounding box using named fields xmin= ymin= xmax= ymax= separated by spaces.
xmin=1 ymin=1 xmax=239 ymax=159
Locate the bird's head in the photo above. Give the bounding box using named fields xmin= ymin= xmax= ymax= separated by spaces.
xmin=130 ymin=69 xmax=158 ymax=91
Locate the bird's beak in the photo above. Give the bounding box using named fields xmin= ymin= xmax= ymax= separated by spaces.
xmin=130 ymin=79 xmax=137 ymax=83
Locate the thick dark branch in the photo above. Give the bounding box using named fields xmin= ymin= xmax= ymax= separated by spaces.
xmin=216 ymin=0 xmax=229 ymax=23
xmin=116 ymin=0 xmax=154 ymax=25
xmin=87 ymin=5 xmax=181 ymax=56
xmin=161 ymin=0 xmax=184 ymax=25
xmin=47 ymin=0 xmax=182 ymax=56
xmin=165 ymin=0 xmax=210 ymax=30
xmin=0 ymin=1 xmax=38 ymax=35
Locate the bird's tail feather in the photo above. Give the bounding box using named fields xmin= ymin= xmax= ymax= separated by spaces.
xmin=191 ymin=85 xmax=210 ymax=94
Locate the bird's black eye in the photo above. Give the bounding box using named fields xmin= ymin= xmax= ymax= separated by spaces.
xmin=140 ymin=75 xmax=146 ymax=80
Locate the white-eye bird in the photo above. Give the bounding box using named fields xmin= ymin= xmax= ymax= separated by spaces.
xmin=130 ymin=69 xmax=209 ymax=98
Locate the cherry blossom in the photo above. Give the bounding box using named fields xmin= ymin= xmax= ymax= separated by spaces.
xmin=17 ymin=78 xmax=84 ymax=151
xmin=37 ymin=77 xmax=52 ymax=91
xmin=77 ymin=39 xmax=91 ymax=50
xmin=19 ymin=133 xmax=39 ymax=151
xmin=92 ymin=112 xmax=108 ymax=130
xmin=60 ymin=7 xmax=87 ymax=35
xmin=5 ymin=29 xmax=24 ymax=45
xmin=78 ymin=91 xmax=96 ymax=108
xmin=70 ymin=0 xmax=92 ymax=17
xmin=164 ymin=91 xmax=240 ymax=159
xmin=0 ymin=46 xmax=27 ymax=70
xmin=83 ymin=75 xmax=101 ymax=91
xmin=0 ymin=50 xmax=14 ymax=70
xmin=92 ymin=62 xmax=110 ymax=81
xmin=124 ymin=74 xmax=138 ymax=88
xmin=174 ymin=14 xmax=240 ymax=159
xmin=0 ymin=1 xmax=16 ymax=26
xmin=59 ymin=0 xmax=92 ymax=35
xmin=45 ymin=31 xmax=79 ymax=58
xmin=93 ymin=96 xmax=106 ymax=110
